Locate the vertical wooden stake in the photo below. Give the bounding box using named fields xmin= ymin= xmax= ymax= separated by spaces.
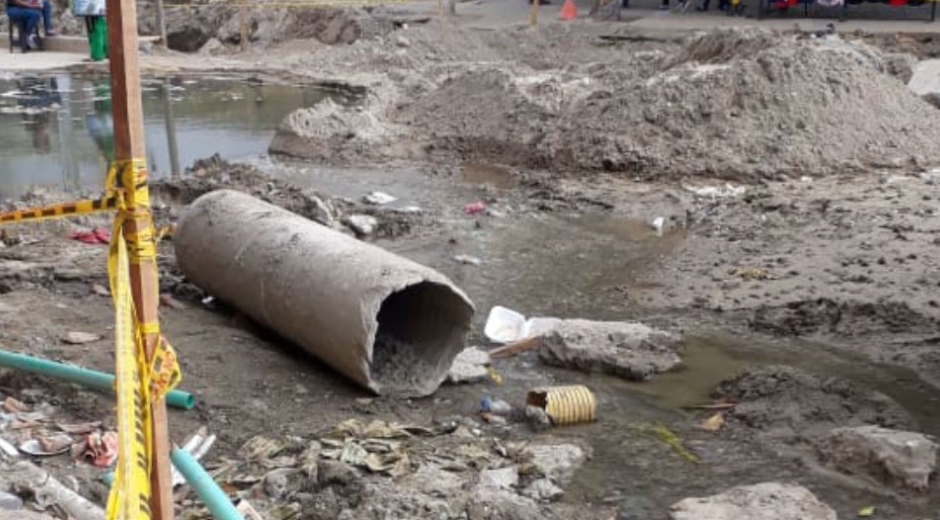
xmin=162 ymin=79 xmax=181 ymax=179
xmin=155 ymin=0 xmax=167 ymax=49
xmin=240 ymin=6 xmax=249 ymax=52
xmin=530 ymin=0 xmax=539 ymax=26
xmin=104 ymin=0 xmax=174 ymax=518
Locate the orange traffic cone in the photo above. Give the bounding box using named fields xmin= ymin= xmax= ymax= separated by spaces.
xmin=560 ymin=0 xmax=578 ymax=20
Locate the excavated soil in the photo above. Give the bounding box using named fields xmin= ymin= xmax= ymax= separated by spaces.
xmin=270 ymin=25 xmax=940 ymax=180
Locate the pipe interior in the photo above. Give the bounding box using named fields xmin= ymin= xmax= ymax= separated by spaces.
xmin=371 ymin=281 xmax=472 ymax=395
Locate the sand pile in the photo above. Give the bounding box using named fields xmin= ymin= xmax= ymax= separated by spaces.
xmin=273 ymin=27 xmax=940 ymax=179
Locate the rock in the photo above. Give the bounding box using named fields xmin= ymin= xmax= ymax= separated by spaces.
xmin=61 ymin=331 xmax=102 ymax=345
xmin=478 ymin=467 xmax=518 ymax=490
xmin=199 ymin=37 xmax=225 ymax=56
xmin=317 ymin=460 xmax=358 ymax=487
xmin=883 ymin=52 xmax=917 ymax=84
xmin=263 ymin=468 xmax=303 ymax=500
xmin=524 ymin=443 xmax=587 ymax=485
xmin=345 ymin=215 xmax=378 ymax=236
xmin=362 ymin=191 xmax=396 ymax=205
xmin=401 ymin=464 xmax=464 ymax=498
xmin=447 ymin=346 xmax=490 ymax=384
xmin=524 ymin=405 xmax=551 ymax=430
xmin=395 ymin=35 xmax=410 ymax=48
xmin=618 ymin=495 xmax=667 ymax=520
xmin=468 ymin=487 xmax=541 ymax=520
xmin=522 ymin=478 xmax=563 ymax=502
xmin=821 ymin=425 xmax=938 ymax=491
xmin=539 ymin=320 xmax=682 ymax=381
xmin=300 ymin=441 xmax=321 ymax=480
xmin=669 ymin=482 xmax=837 ymax=520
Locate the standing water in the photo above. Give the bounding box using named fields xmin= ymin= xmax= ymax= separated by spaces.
xmin=0 ymin=73 xmax=355 ymax=198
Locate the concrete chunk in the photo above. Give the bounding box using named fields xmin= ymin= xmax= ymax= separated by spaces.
xmin=670 ymin=482 xmax=836 ymax=520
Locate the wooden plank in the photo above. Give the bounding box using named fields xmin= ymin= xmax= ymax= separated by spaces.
xmin=104 ymin=0 xmax=174 ymax=518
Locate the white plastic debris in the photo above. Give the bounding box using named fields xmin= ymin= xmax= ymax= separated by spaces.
xmin=453 ymin=255 xmax=482 ymax=266
xmin=363 ymin=191 xmax=397 ymax=205
xmin=483 ymin=306 xmax=561 ymax=344
xmin=685 ymin=183 xmax=746 ymax=199
xmin=650 ymin=216 xmax=666 ymax=236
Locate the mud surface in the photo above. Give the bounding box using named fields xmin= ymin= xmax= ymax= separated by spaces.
xmin=3 ymin=12 xmax=940 ymax=520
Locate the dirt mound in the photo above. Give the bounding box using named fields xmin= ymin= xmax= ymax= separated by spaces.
xmin=560 ymin=30 xmax=940 ymax=179
xmin=715 ymin=366 xmax=914 ymax=436
xmin=749 ymin=298 xmax=939 ymax=337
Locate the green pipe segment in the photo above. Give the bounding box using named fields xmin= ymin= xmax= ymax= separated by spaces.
xmin=172 ymin=447 xmax=245 ymax=520
xmin=0 ymin=349 xmax=195 ymax=410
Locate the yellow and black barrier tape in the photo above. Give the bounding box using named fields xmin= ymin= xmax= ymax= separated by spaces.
xmin=0 ymin=196 xmax=119 ymax=224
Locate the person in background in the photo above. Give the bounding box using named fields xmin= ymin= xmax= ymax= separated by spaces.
xmin=6 ymin=0 xmax=43 ymax=50
xmin=41 ymin=0 xmax=57 ymax=36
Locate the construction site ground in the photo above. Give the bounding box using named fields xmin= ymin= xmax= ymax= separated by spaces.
xmin=3 ymin=2 xmax=940 ymax=520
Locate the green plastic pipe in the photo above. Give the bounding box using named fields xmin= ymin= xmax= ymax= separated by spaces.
xmin=172 ymin=447 xmax=245 ymax=520
xmin=0 ymin=349 xmax=195 ymax=410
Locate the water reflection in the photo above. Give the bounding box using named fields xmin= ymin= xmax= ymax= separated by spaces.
xmin=0 ymin=73 xmax=347 ymax=196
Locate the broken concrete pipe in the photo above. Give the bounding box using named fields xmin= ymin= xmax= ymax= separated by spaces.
xmin=175 ymin=190 xmax=475 ymax=397
xmin=527 ymin=385 xmax=597 ymax=426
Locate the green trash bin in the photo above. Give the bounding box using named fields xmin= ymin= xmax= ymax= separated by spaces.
xmin=85 ymin=16 xmax=107 ymax=61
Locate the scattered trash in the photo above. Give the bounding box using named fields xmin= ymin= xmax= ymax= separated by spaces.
xmin=346 ymin=214 xmax=379 ymax=236
xmin=68 ymin=228 xmax=110 ymax=245
xmin=72 ymin=431 xmax=118 ymax=467
xmin=3 ymin=397 xmax=29 ymax=413
xmin=526 ymin=386 xmax=596 ymax=426
xmin=489 ymin=336 xmax=543 ymax=358
xmin=0 ymin=437 xmax=19 ymax=458
xmin=858 ymin=506 xmax=875 ymax=517
xmin=453 ymin=254 xmax=482 ymax=266
xmin=236 ymin=500 xmax=265 ymax=520
xmin=363 ymin=191 xmax=397 ymax=205
xmin=685 ymin=183 xmax=747 ymax=199
xmin=699 ymin=413 xmax=724 ymax=432
xmin=19 ymin=433 xmax=73 ymax=457
xmin=160 ymin=293 xmax=186 ymax=310
xmin=487 ymin=366 xmax=504 ymax=385
xmin=649 ymin=216 xmax=665 ymax=236
xmin=480 ymin=397 xmax=513 ymax=416
xmin=480 ymin=413 xmax=508 ymax=425
xmin=483 ymin=306 xmax=560 ymax=344
xmin=201 ymin=296 xmax=216 ymax=308
xmin=61 ymin=332 xmax=102 ymax=345
xmin=653 ymin=426 xmax=700 ymax=464
xmin=396 ymin=205 xmax=423 ymax=214
xmin=91 ymin=284 xmax=110 ymax=297
xmin=463 ymin=201 xmax=486 ymax=215
xmin=56 ymin=421 xmax=102 ymax=435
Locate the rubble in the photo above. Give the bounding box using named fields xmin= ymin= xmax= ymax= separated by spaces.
xmin=447 ymin=347 xmax=491 ymax=384
xmin=523 ymin=443 xmax=587 ymax=485
xmin=539 ymin=320 xmax=682 ymax=381
xmin=821 ymin=425 xmax=938 ymax=491
xmin=669 ymin=482 xmax=837 ymax=520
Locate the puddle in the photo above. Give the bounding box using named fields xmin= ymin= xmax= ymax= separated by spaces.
xmin=0 ymin=73 xmax=353 ymax=198
xmin=460 ymin=161 xmax=517 ymax=189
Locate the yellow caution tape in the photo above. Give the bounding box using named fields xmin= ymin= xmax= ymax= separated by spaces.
xmin=0 ymin=196 xmax=119 ymax=224
xmin=104 ymin=159 xmax=182 ymax=520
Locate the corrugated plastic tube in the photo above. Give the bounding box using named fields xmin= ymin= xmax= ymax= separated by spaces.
xmin=0 ymin=349 xmax=196 ymax=410
xmin=172 ymin=447 xmax=244 ymax=520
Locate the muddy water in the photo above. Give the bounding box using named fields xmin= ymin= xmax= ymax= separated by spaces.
xmin=265 ymin=159 xmax=940 ymax=518
xmin=0 ymin=73 xmax=350 ymax=197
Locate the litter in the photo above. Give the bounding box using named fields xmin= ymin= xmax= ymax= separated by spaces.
xmin=480 ymin=397 xmax=512 ymax=416
xmin=60 ymin=331 xmax=102 ymax=345
xmin=526 ymin=386 xmax=596 ymax=426
xmin=363 ymin=191 xmax=397 ymax=205
xmin=650 ymin=216 xmax=665 ymax=236
xmin=653 ymin=426 xmax=700 ymax=464
xmin=464 ymin=201 xmax=486 ymax=215
xmin=453 ymin=254 xmax=482 ymax=266
xmin=685 ymin=183 xmax=746 ymax=199
xmin=484 ymin=306 xmax=561 ymax=344
xmin=19 ymin=433 xmax=73 ymax=456
xmin=72 ymin=431 xmax=117 ymax=467
xmin=68 ymin=228 xmax=109 ymax=245
xmin=699 ymin=413 xmax=724 ymax=432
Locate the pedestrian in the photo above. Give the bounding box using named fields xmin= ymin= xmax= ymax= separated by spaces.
xmin=6 ymin=0 xmax=44 ymax=51
xmin=41 ymin=0 xmax=56 ymax=36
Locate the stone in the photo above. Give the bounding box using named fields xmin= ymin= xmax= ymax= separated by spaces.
xmin=61 ymin=331 xmax=101 ymax=345
xmin=401 ymin=464 xmax=465 ymax=498
xmin=468 ymin=487 xmax=541 ymax=520
xmin=522 ymin=478 xmax=563 ymax=502
xmin=317 ymin=460 xmax=358 ymax=487
xmin=263 ymin=468 xmax=303 ymax=500
xmin=478 ymin=467 xmax=518 ymax=490
xmin=822 ymin=425 xmax=938 ymax=491
xmin=669 ymin=482 xmax=837 ymax=520
xmin=199 ymin=37 xmax=225 ymax=56
xmin=524 ymin=444 xmax=587 ymax=485
xmin=539 ymin=320 xmax=682 ymax=381
xmin=447 ymin=346 xmax=491 ymax=384
xmin=345 ymin=215 xmax=378 ymax=236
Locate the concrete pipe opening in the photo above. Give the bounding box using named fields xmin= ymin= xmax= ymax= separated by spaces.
xmin=372 ymin=282 xmax=473 ymax=395
xmin=175 ymin=190 xmax=475 ymax=398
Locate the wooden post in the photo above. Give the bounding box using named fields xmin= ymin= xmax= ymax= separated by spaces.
xmin=155 ymin=0 xmax=167 ymax=48
xmin=104 ymin=0 xmax=174 ymax=518
xmin=240 ymin=6 xmax=249 ymax=52
xmin=162 ymin=79 xmax=181 ymax=179
xmin=530 ymin=0 xmax=539 ymax=26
